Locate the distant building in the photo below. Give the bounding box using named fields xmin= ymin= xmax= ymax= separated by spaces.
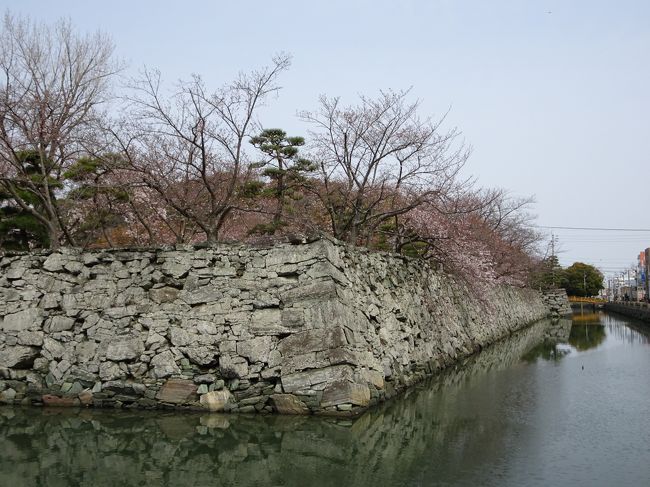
xmin=645 ymin=248 xmax=650 ymax=300
xmin=633 ymin=251 xmax=645 ymax=301
xmin=608 ymin=248 xmax=649 ymax=302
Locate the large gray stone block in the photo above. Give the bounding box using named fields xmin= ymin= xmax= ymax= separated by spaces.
xmin=150 ymin=350 xmax=181 ymax=379
xmin=249 ymin=309 xmax=288 ymax=335
xmin=236 ymin=336 xmax=272 ymax=364
xmin=42 ymin=337 xmax=65 ymax=360
xmin=42 ymin=253 xmax=66 ymax=272
xmin=0 ymin=345 xmax=40 ymax=368
xmin=282 ymin=365 xmax=354 ymax=394
xmin=99 ymin=361 xmax=124 ymax=381
xmin=45 ymin=316 xmax=75 ymax=333
xmin=281 ymin=281 xmax=337 ymax=304
xmin=1 ymin=308 xmax=43 ymax=332
xmin=105 ymin=338 xmax=144 ymax=362
xmin=5 ymin=266 xmax=25 ymax=280
xmin=269 ymin=394 xmax=309 ymax=414
xmin=321 ymin=380 xmax=371 ymax=407
xmin=149 ymin=286 xmax=179 ymax=304
xmin=182 ymin=346 xmax=217 ymax=366
xmin=277 ymin=327 xmax=347 ymax=357
xmin=17 ymin=331 xmax=44 ymax=347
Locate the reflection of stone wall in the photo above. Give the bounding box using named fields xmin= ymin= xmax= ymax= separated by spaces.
xmin=0 ymin=238 xmax=549 ymax=415
xmin=0 ymin=319 xmax=564 ymax=486
xmin=544 ymin=317 xmax=572 ymax=342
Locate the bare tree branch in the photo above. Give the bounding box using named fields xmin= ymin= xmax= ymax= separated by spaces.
xmin=0 ymin=13 xmax=121 ymax=248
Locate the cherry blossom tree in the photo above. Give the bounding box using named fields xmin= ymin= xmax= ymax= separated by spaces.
xmin=112 ymin=54 xmax=291 ymax=243
xmin=300 ymin=89 xmax=470 ymax=246
xmin=0 ymin=14 xmax=121 ymax=248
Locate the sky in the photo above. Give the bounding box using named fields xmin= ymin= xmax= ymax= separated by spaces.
xmin=3 ymin=0 xmax=649 ymax=277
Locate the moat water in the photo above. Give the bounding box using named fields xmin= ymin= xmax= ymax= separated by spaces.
xmin=1 ymin=311 xmax=649 ymax=487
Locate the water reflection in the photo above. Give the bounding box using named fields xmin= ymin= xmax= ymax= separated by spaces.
xmin=567 ymin=310 xmax=650 ymax=350
xmin=568 ymin=309 xmax=606 ymax=352
xmin=550 ymin=311 xmax=617 ymax=354
xmin=1 ymin=314 xmax=649 ymax=487
xmin=521 ymin=342 xmax=571 ymax=363
xmin=571 ymin=312 xmax=602 ymax=323
xmin=520 ymin=317 xmax=572 ymax=363
xmin=603 ymin=313 xmax=650 ymax=345
xmin=569 ymin=324 xmax=606 ymax=351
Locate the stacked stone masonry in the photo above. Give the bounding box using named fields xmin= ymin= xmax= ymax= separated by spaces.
xmin=0 ymin=320 xmax=572 ymax=486
xmin=541 ymin=289 xmax=573 ymax=318
xmin=0 ymin=238 xmax=554 ymax=415
xmin=604 ymin=302 xmax=650 ymax=323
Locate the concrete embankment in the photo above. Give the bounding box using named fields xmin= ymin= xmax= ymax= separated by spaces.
xmin=0 ymin=238 xmax=558 ymax=415
xmin=604 ymin=302 xmax=650 ymax=323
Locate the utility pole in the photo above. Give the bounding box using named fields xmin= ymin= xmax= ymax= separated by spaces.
xmin=627 ymin=268 xmax=632 ymax=301
xmin=550 ymin=233 xmax=557 ymax=287
xmin=550 ymin=232 xmax=555 ymax=258
xmin=608 ymin=278 xmax=611 ymax=301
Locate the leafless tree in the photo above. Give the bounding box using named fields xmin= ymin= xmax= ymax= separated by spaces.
xmin=0 ymin=14 xmax=121 ymax=248
xmin=113 ymin=54 xmax=291 ymax=243
xmin=300 ymin=89 xmax=471 ymax=246
xmin=476 ymin=189 xmax=540 ymax=253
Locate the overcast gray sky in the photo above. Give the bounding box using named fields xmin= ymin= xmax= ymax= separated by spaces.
xmin=4 ymin=0 xmax=649 ymax=276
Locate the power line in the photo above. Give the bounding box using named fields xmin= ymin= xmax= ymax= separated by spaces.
xmin=536 ymin=225 xmax=650 ymax=232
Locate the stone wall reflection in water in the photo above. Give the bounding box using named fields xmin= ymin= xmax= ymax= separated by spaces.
xmin=0 ymin=318 xmax=572 ymax=487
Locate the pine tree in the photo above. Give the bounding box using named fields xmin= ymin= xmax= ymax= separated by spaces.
xmin=0 ymin=151 xmax=52 ymax=250
xmin=529 ymin=255 xmax=565 ymax=291
xmin=250 ymin=129 xmax=314 ymax=233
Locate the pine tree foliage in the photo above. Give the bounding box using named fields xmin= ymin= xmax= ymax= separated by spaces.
xmin=250 ymin=129 xmax=315 ymax=233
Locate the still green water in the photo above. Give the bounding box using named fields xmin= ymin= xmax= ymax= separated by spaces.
xmin=2 ymin=312 xmax=649 ymax=487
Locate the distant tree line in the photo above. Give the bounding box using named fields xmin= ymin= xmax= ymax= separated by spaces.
xmin=530 ymin=256 xmax=604 ymax=297
xmin=0 ymin=14 xmax=546 ymax=289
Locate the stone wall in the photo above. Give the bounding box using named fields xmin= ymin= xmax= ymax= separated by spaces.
xmin=0 ymin=318 xmax=571 ymax=486
xmin=604 ymin=302 xmax=650 ymax=323
xmin=0 ymin=238 xmax=552 ymax=415
xmin=541 ymin=289 xmax=573 ymax=317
